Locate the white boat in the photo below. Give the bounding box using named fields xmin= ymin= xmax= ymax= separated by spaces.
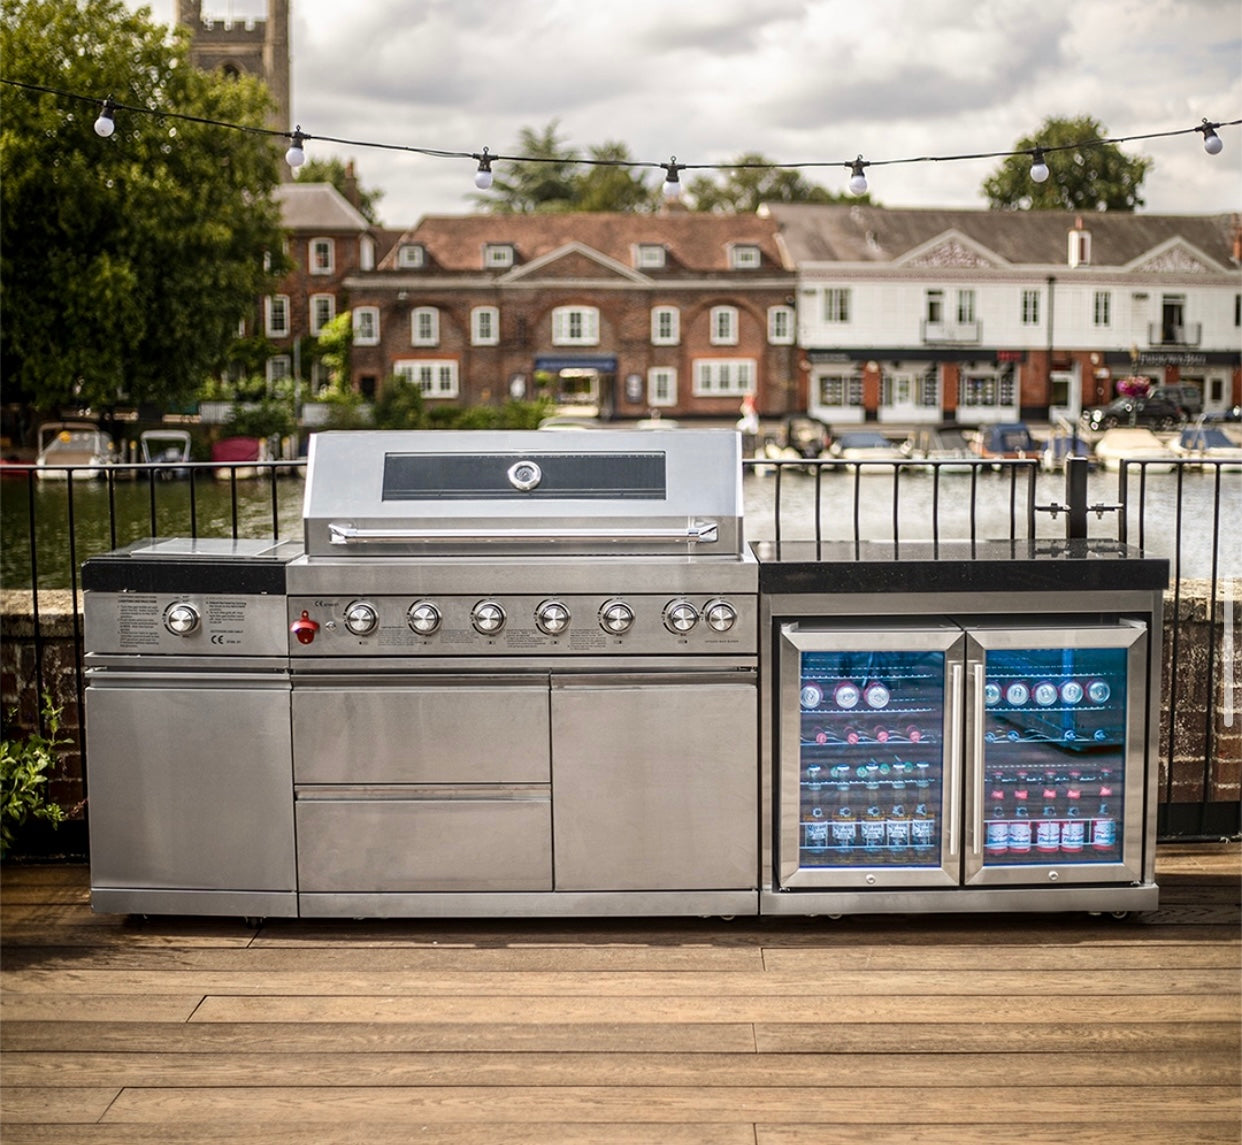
xmin=139 ymin=429 xmax=193 ymax=479
xmin=1170 ymin=425 xmax=1242 ymax=472
xmin=828 ymin=431 xmax=905 ymax=474
xmin=1093 ymin=428 xmax=1178 ymax=474
xmin=34 ymin=421 xmax=115 ymax=480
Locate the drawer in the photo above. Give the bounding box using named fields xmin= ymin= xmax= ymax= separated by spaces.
xmin=295 ymin=787 xmax=552 ymax=893
xmin=292 ymin=680 xmax=551 ymax=784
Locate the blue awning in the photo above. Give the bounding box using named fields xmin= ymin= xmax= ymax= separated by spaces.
xmin=534 ymin=355 xmax=617 ymax=372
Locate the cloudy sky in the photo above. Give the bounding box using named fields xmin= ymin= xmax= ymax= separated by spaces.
xmin=137 ymin=0 xmax=1239 ymax=228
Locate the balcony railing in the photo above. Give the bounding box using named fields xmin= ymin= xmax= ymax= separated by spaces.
xmin=1148 ymin=322 xmax=1202 ymax=347
xmin=921 ymin=319 xmax=982 ymax=345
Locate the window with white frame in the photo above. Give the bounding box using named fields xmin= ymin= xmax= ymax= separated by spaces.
xmin=353 ymin=307 xmax=379 ymax=346
xmin=266 ymin=355 xmax=291 ymax=383
xmin=471 ymin=306 xmax=500 ymax=346
xmin=551 ymin=306 xmax=599 ymax=346
xmin=961 ymin=372 xmax=1016 ymax=408
xmin=651 ymin=306 xmax=680 ymax=345
xmin=648 ymin=367 xmax=677 ymax=407
xmin=730 ymin=244 xmax=761 ymax=269
xmin=309 ymin=238 xmax=334 ymax=276
xmin=767 ymin=305 xmax=794 ymax=344
xmin=265 ymin=295 xmax=289 ymax=337
xmin=484 ymin=244 xmax=515 ymax=269
xmin=359 ymin=235 xmax=375 ymax=271
xmin=823 ymin=288 xmax=851 ymax=323
xmin=957 ymin=290 xmax=976 ymax=323
xmin=1093 ymin=291 xmax=1112 ymax=327
xmin=411 ymin=307 xmax=440 ymax=347
xmin=818 ymin=373 xmax=863 ymax=407
xmin=309 ymin=293 xmax=335 ymax=336
xmin=394 ymin=359 xmax=459 ymax=398
xmin=1021 ymin=289 xmax=1041 ymax=325
xmin=925 ymin=290 xmax=944 ymax=323
xmin=693 ymin=358 xmax=755 ymax=397
xmin=397 ymin=244 xmax=425 ymax=269
xmin=710 ymin=305 xmax=738 ymax=346
xmin=635 ymin=244 xmax=666 ymax=269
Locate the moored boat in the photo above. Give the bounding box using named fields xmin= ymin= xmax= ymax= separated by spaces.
xmin=34 ymin=421 xmax=115 ymax=480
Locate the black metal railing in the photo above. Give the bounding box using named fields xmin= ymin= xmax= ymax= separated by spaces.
xmin=3 ymin=453 xmax=1237 ymax=843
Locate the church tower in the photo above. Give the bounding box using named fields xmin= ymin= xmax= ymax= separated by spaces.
xmin=177 ymin=1 xmax=291 ymax=137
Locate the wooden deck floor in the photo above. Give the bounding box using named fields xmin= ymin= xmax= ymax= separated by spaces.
xmin=1 ymin=844 xmax=1238 ymax=1144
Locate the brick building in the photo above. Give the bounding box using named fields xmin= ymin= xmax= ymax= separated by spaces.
xmin=342 ymin=212 xmax=800 ymax=419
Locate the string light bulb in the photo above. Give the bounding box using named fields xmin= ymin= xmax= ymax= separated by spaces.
xmin=93 ymin=97 xmax=116 ymax=138
xmin=1199 ymin=119 xmax=1224 ymax=155
xmin=1029 ymin=148 xmax=1050 ymax=183
xmin=847 ymin=156 xmax=868 ymax=196
xmin=474 ymin=148 xmax=494 ymax=189
xmin=285 ymin=126 xmax=306 ymax=169
xmin=661 ymin=157 xmax=683 ymax=201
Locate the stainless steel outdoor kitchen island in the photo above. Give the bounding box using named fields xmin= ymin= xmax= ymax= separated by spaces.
xmin=82 ymin=431 xmax=1168 ymax=919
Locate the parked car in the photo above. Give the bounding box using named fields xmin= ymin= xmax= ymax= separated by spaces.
xmin=1149 ymin=384 xmax=1203 ymax=419
xmin=1081 ymin=395 xmax=1183 ymax=432
xmin=970 ymin=422 xmax=1042 ymax=463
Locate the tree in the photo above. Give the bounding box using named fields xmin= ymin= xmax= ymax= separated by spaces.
xmin=572 ymin=141 xmax=658 ymax=213
xmin=1 ymin=0 xmax=289 ymax=413
xmin=686 ymin=153 xmax=863 ymax=213
xmin=982 ymin=115 xmax=1151 ymax=211
xmin=472 ymin=121 xmax=581 ymax=214
xmin=293 ymin=157 xmax=384 ymax=225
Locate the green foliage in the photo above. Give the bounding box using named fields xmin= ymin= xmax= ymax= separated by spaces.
xmin=366 ymin=376 xmax=555 ymax=430
xmin=472 ymin=121 xmax=583 ymax=214
xmin=686 ymin=153 xmax=861 ymax=213
xmin=981 ymin=116 xmax=1151 ymax=211
xmin=224 ymin=396 xmax=295 ymax=441
xmin=315 ymin=311 xmax=353 ymax=388
xmin=1 ymin=698 xmax=69 ymax=858
xmin=372 ymin=374 xmax=428 ymax=429
xmin=1 ymin=0 xmax=290 ymax=413
xmin=292 ymin=157 xmax=384 ymax=224
xmin=573 ymin=142 xmax=659 ymax=213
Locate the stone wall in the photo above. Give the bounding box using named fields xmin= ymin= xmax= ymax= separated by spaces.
xmin=2 ymin=585 xmax=1238 ymax=824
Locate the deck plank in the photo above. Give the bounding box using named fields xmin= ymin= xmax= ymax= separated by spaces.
xmin=2 ymin=846 xmax=1238 ymax=1141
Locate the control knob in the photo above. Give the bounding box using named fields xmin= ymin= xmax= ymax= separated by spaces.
xmin=703 ymin=599 xmax=738 ymax=633
xmin=407 ymin=601 xmax=442 ymax=635
xmin=663 ymin=599 xmax=699 ymax=634
xmin=343 ymin=601 xmax=379 ymax=636
xmin=164 ymin=602 xmax=200 ymax=636
xmin=535 ymin=600 xmax=570 ymax=635
xmin=471 ymin=600 xmax=506 ymax=635
xmin=599 ymin=600 xmax=635 ymax=635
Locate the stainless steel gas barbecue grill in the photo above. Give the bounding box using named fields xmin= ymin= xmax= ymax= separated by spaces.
xmin=85 ymin=429 xmax=758 ymax=918
xmin=287 ymin=430 xmax=758 ymax=917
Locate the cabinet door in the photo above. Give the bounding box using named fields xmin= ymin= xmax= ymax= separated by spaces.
xmin=777 ymin=625 xmax=966 ymax=889
xmin=963 ymin=624 xmax=1148 ymax=887
xmin=551 ymin=673 xmax=757 ymax=891
xmin=86 ymin=679 xmax=295 ymax=891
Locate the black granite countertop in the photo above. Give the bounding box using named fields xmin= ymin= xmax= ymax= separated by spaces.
xmin=753 ymin=539 xmax=1169 ymax=595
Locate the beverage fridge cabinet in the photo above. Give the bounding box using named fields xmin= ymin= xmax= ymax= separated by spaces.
xmin=757 ymin=540 xmax=1168 ymax=917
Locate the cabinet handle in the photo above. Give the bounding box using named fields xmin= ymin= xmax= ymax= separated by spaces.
xmin=948 ymin=663 xmax=962 ymax=858
xmin=972 ymin=662 xmax=986 ymax=858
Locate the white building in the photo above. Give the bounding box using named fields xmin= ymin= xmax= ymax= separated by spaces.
xmin=765 ymin=205 xmax=1241 ymax=425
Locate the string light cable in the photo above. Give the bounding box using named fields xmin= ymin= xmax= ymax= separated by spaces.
xmin=2 ymin=78 xmax=1235 ymax=197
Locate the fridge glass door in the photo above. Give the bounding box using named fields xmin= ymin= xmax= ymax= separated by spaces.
xmin=964 ymin=624 xmax=1148 ymax=886
xmin=778 ymin=625 xmax=964 ymax=888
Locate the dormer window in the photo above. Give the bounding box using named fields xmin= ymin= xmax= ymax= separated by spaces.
xmin=1068 ymin=226 xmax=1092 ymax=268
xmin=635 ymin=244 xmax=666 ymax=269
xmin=397 ymin=243 xmax=425 ymax=269
xmin=729 ymin=244 xmax=762 ymax=270
xmin=484 ymin=243 xmax=515 ymax=269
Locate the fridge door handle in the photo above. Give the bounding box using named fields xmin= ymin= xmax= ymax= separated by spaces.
xmin=971 ymin=662 xmax=985 ymax=858
xmin=947 ymin=662 xmax=963 ymax=859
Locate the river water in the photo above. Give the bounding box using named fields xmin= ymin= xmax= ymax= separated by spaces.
xmin=1 ymin=463 xmax=1237 ymax=590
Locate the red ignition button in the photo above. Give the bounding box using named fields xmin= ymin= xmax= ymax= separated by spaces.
xmin=291 ymin=611 xmax=319 ymax=645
